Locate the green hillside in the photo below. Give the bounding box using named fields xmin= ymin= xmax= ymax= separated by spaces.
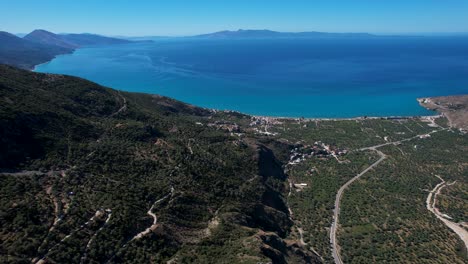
xmin=0 ymin=32 xmax=73 ymax=70
xmin=0 ymin=65 xmax=466 ymax=263
xmin=0 ymin=65 xmax=318 ymax=263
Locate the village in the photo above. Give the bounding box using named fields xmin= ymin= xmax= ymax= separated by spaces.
xmin=287 ymin=141 xmax=349 ymax=166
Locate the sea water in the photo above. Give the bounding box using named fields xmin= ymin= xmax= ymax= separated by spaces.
xmin=35 ymin=37 xmax=468 ymax=117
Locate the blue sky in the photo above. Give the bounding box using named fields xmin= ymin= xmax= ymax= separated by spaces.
xmin=1 ymin=0 xmax=468 ymax=36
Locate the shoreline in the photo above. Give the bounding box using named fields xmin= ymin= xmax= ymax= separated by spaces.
xmin=216 ymin=97 xmax=442 ymax=121
xmin=31 ymin=49 xmax=77 ymax=71
xmin=32 ymin=60 xmax=52 ymax=71
xmin=31 ymin=57 xmax=456 ymax=122
xmin=249 ymin=113 xmax=440 ymax=122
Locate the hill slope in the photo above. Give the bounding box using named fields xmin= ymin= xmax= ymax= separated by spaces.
xmin=0 ymin=65 xmax=467 ymax=263
xmin=0 ymin=32 xmax=73 ymax=69
xmin=25 ymin=29 xmax=132 ymax=48
xmin=0 ymin=65 xmax=319 ymax=264
xmin=1 ymin=30 xmax=134 ymax=69
xmin=24 ymin=29 xmax=79 ymax=49
xmin=60 ymin=33 xmax=132 ymax=46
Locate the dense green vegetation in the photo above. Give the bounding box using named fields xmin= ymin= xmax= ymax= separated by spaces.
xmin=0 ymin=31 xmax=73 ymax=69
xmin=286 ymin=151 xmax=379 ymax=263
xmin=244 ymin=116 xmax=467 ymax=263
xmin=437 ymin=182 xmax=468 ymax=224
xmin=338 ymin=132 xmax=467 ymax=263
xmin=267 ymin=118 xmax=435 ymax=149
xmin=0 ymin=65 xmax=318 ymax=263
xmin=0 ymin=65 xmax=466 ymax=263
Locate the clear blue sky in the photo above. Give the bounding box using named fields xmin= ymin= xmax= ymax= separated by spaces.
xmin=2 ymin=0 xmax=468 ymax=36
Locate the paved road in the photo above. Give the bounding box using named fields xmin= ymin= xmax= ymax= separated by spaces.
xmin=330 ymin=128 xmax=447 ymax=263
xmin=330 ymin=149 xmax=386 ymax=264
xmin=358 ymin=128 xmax=447 ymax=152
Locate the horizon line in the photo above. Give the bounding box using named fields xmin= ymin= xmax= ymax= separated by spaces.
xmin=11 ymin=28 xmax=468 ymax=38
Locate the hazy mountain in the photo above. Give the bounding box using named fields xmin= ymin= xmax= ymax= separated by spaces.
xmin=24 ymin=29 xmax=78 ymax=49
xmin=60 ymin=33 xmax=132 ymax=46
xmin=1 ymin=29 xmax=136 ymax=69
xmin=25 ymin=29 xmax=132 ymax=48
xmin=194 ymin=29 xmax=375 ymax=39
xmin=110 ymin=29 xmax=376 ymax=40
xmin=0 ymin=31 xmax=73 ymax=69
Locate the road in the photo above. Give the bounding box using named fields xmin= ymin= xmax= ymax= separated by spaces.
xmin=80 ymin=210 xmax=112 ymax=264
xmin=0 ymin=170 xmax=45 ymax=176
xmin=132 ymin=186 xmax=174 ymax=241
xmin=330 ymin=127 xmax=447 ymax=263
xmin=105 ymin=187 xmax=174 ymax=264
xmin=109 ymin=92 xmax=127 ymax=118
xmin=426 ymin=176 xmax=468 ymax=252
xmin=358 ymin=128 xmax=447 ymax=152
xmin=330 ymin=149 xmax=386 ymax=264
xmin=34 ymin=209 xmax=105 ymax=264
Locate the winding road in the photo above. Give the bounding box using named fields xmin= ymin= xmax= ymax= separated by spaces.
xmin=330 ymin=149 xmax=386 ymax=264
xmin=105 ymin=187 xmax=174 ymax=264
xmin=131 ymin=187 xmax=174 ymax=241
xmin=426 ymin=176 xmax=468 ymax=252
xmin=330 ymin=127 xmax=447 ymax=264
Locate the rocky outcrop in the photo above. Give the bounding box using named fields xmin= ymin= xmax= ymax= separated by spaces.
xmin=418 ymin=95 xmax=468 ymax=130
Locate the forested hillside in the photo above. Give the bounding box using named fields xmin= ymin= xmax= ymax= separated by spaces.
xmin=0 ymin=65 xmax=319 ymax=263
xmin=0 ymin=30 xmax=134 ymax=70
xmin=0 ymin=32 xmax=72 ymax=70
xmin=0 ymin=65 xmax=466 ymax=263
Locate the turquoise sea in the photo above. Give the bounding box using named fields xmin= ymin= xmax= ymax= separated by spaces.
xmin=35 ymin=37 xmax=468 ymax=117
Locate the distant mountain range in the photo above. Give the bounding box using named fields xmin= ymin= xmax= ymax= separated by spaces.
xmin=24 ymin=29 xmax=79 ymax=49
xmin=1 ymin=28 xmax=377 ymax=69
xmin=0 ymin=29 xmax=134 ymax=69
xmin=0 ymin=31 xmax=73 ymax=70
xmin=24 ymin=29 xmax=133 ymax=49
xmin=193 ymin=29 xmax=375 ymax=39
xmin=59 ymin=32 xmax=133 ymax=46
xmin=4 ymin=28 xmax=457 ymax=70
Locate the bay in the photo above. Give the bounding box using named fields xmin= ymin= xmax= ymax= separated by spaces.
xmin=35 ymin=37 xmax=468 ymax=117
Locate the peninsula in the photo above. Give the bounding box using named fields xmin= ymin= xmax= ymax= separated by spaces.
xmin=0 ymin=29 xmax=134 ymax=70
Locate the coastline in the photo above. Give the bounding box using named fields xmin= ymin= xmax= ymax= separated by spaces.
xmin=249 ymin=113 xmax=440 ymax=122
xmin=217 ymin=97 xmax=441 ymax=121
xmin=31 ymin=49 xmax=77 ymax=71
xmin=31 ymin=60 xmax=51 ymax=71
xmin=31 ymin=61 xmax=447 ymax=122
xmin=31 ymin=54 xmax=460 ymax=123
